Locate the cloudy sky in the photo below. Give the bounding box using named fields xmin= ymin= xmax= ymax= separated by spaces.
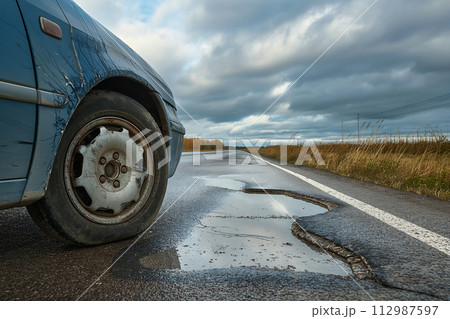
xmin=75 ymin=0 xmax=450 ymax=141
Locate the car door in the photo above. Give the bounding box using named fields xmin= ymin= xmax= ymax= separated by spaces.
xmin=0 ymin=0 xmax=36 ymax=205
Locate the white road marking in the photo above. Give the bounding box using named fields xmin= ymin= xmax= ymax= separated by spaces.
xmin=258 ymin=157 xmax=450 ymax=257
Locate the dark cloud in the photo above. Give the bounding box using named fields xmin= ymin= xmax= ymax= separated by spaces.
xmin=171 ymin=0 xmax=450 ymax=139
xmin=182 ymin=0 xmax=333 ymax=37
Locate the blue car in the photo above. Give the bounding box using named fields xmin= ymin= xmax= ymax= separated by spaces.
xmin=0 ymin=0 xmax=185 ymax=245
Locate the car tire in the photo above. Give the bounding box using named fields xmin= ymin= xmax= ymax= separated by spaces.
xmin=27 ymin=90 xmax=168 ymax=245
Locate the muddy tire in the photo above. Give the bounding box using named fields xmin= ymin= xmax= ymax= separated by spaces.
xmin=27 ymin=90 xmax=168 ymax=245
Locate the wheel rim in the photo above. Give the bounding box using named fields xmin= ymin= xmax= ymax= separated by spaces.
xmin=64 ymin=117 xmax=154 ymax=224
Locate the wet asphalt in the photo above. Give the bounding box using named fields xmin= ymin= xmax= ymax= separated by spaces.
xmin=0 ymin=151 xmax=449 ymax=300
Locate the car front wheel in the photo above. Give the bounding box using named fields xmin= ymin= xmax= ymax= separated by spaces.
xmin=27 ymin=90 xmax=168 ymax=245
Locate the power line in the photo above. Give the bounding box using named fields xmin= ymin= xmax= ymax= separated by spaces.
xmin=363 ymin=92 xmax=450 ymax=118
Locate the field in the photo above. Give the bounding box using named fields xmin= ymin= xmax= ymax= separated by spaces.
xmin=182 ymin=138 xmax=225 ymax=152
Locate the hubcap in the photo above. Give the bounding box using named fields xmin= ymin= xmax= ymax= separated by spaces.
xmin=64 ymin=117 xmax=154 ymax=224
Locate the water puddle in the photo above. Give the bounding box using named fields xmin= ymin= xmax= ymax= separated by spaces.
xmin=139 ymin=189 xmax=351 ymax=276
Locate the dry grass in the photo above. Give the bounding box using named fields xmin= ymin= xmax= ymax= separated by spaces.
xmin=183 ymin=138 xmax=225 ymax=152
xmin=258 ymin=139 xmax=450 ymax=200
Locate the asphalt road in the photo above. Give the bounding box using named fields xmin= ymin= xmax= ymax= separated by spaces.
xmin=1 ymin=151 xmax=449 ymax=300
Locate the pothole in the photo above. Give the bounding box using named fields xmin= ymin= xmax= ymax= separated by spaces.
xmin=243 ymin=188 xmax=338 ymax=211
xmin=139 ymin=188 xmax=352 ymax=276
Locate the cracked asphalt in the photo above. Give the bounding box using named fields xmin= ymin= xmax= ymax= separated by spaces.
xmin=0 ymin=151 xmax=448 ymax=300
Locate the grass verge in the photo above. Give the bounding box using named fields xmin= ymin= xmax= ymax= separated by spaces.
xmin=258 ymin=140 xmax=449 ymax=201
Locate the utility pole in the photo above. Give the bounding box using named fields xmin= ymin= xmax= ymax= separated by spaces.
xmin=341 ymin=120 xmax=344 ymax=143
xmin=357 ymin=113 xmax=360 ymax=143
